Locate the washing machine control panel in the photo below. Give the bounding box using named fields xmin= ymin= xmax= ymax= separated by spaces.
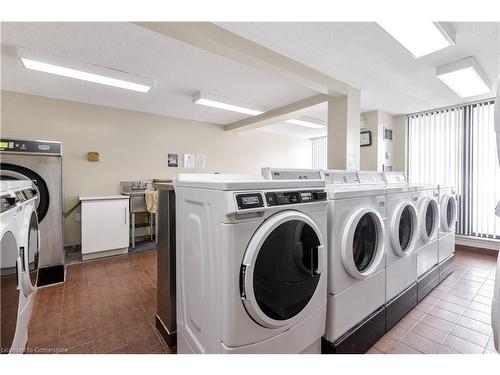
xmin=265 ymin=190 xmax=327 ymax=207
xmin=0 ymin=139 xmax=61 ymax=154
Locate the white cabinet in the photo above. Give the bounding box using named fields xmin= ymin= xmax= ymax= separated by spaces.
xmin=80 ymin=196 xmax=130 ymax=260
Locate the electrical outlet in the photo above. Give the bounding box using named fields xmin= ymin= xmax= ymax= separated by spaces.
xmin=75 ymin=213 xmax=81 ymax=222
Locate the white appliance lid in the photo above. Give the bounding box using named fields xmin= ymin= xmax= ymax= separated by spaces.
xmin=175 ymin=174 xmax=325 ymax=190
xmin=323 ymin=170 xmax=360 ymax=185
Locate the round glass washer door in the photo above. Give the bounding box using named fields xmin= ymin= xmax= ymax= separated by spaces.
xmin=389 ymin=201 xmax=419 ymax=256
xmin=0 ymin=164 xmax=49 ymax=222
xmin=341 ymin=207 xmax=385 ymax=279
xmin=440 ymin=194 xmax=457 ymax=233
xmin=27 ymin=210 xmax=40 ymax=291
xmin=240 ymin=211 xmax=325 ymax=329
xmin=419 ymin=197 xmax=439 ymax=242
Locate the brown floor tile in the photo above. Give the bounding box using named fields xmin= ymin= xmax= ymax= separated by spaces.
xmin=457 ymin=316 xmax=493 ymax=336
xmin=427 ymin=306 xmax=461 ymax=323
xmin=373 ymin=336 xmax=398 ymax=353
xmin=93 ymin=331 xmax=126 ymax=353
xmin=462 ymin=308 xmax=491 ymax=325
xmin=442 ymin=335 xmax=485 ymax=354
xmin=441 ymin=293 xmax=471 ymax=307
xmin=401 ymin=332 xmax=440 ymax=354
xmin=64 ymin=341 xmax=94 ymax=354
xmin=386 ymin=325 xmax=410 ymax=341
xmin=61 ymin=327 xmax=93 ymax=349
xmin=366 ymin=347 xmax=384 ymax=354
xmin=450 ymin=325 xmax=490 ymax=347
xmin=126 ymin=334 xmax=164 ymax=354
xmin=435 ymin=300 xmax=467 ymax=315
xmin=420 ymin=314 xmax=455 ymax=333
xmin=410 ymin=322 xmax=448 ymax=344
xmin=391 ymin=343 xmax=422 ymax=354
xmin=436 ymin=345 xmax=459 ymax=354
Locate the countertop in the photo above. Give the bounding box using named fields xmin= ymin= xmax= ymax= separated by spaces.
xmin=79 ymin=195 xmax=130 ymax=201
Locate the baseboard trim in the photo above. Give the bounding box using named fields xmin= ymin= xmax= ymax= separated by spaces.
xmin=385 ymin=283 xmax=418 ymax=330
xmin=417 ymin=265 xmax=439 ymax=302
xmin=455 ymin=244 xmax=499 ymax=257
xmin=155 ymin=316 xmax=177 ymax=347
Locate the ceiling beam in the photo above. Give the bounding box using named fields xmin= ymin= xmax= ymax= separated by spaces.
xmin=224 ymin=94 xmax=328 ymax=132
xmin=133 ymin=22 xmax=357 ymax=97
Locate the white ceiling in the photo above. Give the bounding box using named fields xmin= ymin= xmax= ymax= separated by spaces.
xmin=1 ymin=22 xmax=499 ymax=139
xmin=0 ymin=22 xmax=318 ymax=130
xmin=218 ymin=22 xmax=500 ymax=115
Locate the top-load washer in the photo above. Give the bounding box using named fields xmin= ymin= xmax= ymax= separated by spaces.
xmin=0 ymin=139 xmax=64 ymax=286
xmin=437 ymin=184 xmax=457 ymax=282
xmin=175 ymin=173 xmax=329 ymax=354
xmin=262 ymin=168 xmax=387 ymax=353
xmin=383 ymin=172 xmax=420 ymax=329
xmin=0 ymin=180 xmax=39 ymax=354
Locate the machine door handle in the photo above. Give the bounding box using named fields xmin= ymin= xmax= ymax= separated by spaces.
xmin=124 ymin=206 xmax=128 ymax=225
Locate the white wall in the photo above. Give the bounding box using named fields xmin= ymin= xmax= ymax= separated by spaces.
xmin=392 ymin=115 xmax=407 ymax=172
xmin=360 ymin=110 xmax=400 ymax=171
xmin=1 ymin=91 xmax=312 ymax=246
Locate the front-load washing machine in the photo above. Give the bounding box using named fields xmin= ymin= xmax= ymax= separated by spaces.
xmin=410 ymin=184 xmax=440 ymax=301
xmin=437 ymin=184 xmax=457 ymax=282
xmin=1 ymin=138 xmax=64 ymax=286
xmin=323 ymin=170 xmax=387 ymax=353
xmin=383 ymin=172 xmax=419 ymax=329
xmin=263 ymin=168 xmax=387 ymax=353
xmin=175 ymin=173 xmax=329 ymax=354
xmin=0 ymin=180 xmax=39 ymax=354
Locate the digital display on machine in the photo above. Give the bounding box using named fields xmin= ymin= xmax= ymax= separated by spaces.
xmin=0 ymin=141 xmax=8 ymax=149
xmin=242 ymin=196 xmax=259 ymax=205
xmin=235 ymin=193 xmax=264 ymax=210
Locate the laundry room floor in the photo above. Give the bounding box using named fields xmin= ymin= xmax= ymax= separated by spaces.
xmin=26 ymin=248 xmax=498 ymax=355
xmin=26 ymin=250 xmax=175 ymax=354
xmin=368 ymin=250 xmax=498 ymax=354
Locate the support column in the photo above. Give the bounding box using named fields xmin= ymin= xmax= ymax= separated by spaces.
xmin=327 ymin=91 xmax=361 ymax=170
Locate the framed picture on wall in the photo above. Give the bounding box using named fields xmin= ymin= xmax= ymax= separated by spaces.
xmin=360 ymin=130 xmax=372 ymax=147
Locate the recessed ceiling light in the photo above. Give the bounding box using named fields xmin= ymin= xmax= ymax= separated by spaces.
xmin=193 ymin=91 xmax=325 ymax=128
xmin=436 ymin=57 xmax=491 ymax=98
xmin=19 ymin=49 xmax=152 ymax=93
xmin=377 ymin=21 xmax=454 ymax=58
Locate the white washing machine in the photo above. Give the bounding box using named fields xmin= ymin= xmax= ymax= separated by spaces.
xmin=263 ymin=169 xmax=387 ymax=353
xmin=383 ymin=172 xmax=419 ymax=329
xmin=492 ymin=81 xmax=500 ymax=352
xmin=410 ymin=183 xmax=440 ymax=301
xmin=175 ymin=173 xmax=329 ymax=354
xmin=323 ymin=170 xmax=387 ymax=353
xmin=438 ymin=184 xmax=457 ymax=282
xmin=0 ymin=180 xmax=39 ymax=354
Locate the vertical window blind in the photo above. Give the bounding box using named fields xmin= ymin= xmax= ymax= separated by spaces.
xmin=312 ymin=136 xmax=327 ymax=170
xmin=408 ymin=100 xmax=499 ymax=240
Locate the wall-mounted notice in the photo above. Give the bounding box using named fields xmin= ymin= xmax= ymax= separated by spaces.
xmin=195 ymin=154 xmax=207 ymax=169
xmin=184 ymin=153 xmax=195 ymax=169
xmin=168 ymin=153 xmax=178 ymax=167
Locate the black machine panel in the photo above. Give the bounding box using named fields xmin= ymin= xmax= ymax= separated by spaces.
xmin=0 ymin=139 xmax=61 ymax=154
xmin=265 ymin=190 xmax=327 ymax=207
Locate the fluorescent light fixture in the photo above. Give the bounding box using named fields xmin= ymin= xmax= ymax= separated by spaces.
xmin=193 ymin=91 xmax=264 ymax=116
xmin=193 ymin=91 xmax=325 ymax=128
xmin=18 ymin=49 xmax=152 ymax=93
xmin=377 ymin=21 xmax=454 ymax=58
xmin=285 ymin=118 xmax=325 ymax=129
xmin=436 ymin=57 xmax=491 ymax=98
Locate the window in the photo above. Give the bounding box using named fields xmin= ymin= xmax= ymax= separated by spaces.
xmin=312 ymin=136 xmax=327 ymax=169
xmin=408 ymin=100 xmax=499 ymax=240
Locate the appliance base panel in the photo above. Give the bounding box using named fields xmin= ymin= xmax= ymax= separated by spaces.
xmin=156 ymin=315 xmax=177 ymax=347
xmin=438 ymin=254 xmax=455 ymax=283
xmin=385 ymin=283 xmax=418 ymax=330
xmin=322 ymin=306 xmax=386 ymax=354
xmin=417 ymin=265 xmax=439 ymax=302
xmin=37 ymin=265 xmax=65 ymax=287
